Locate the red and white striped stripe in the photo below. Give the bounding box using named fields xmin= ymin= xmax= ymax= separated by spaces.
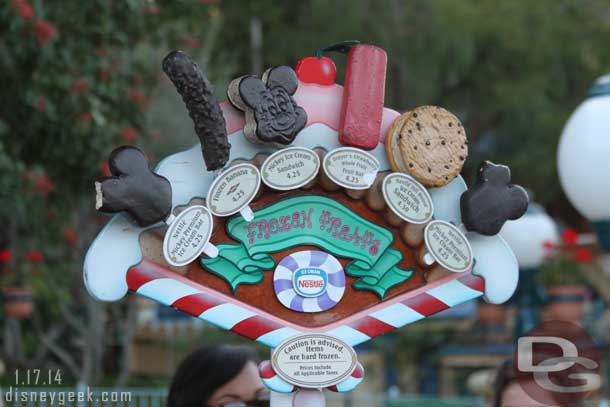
xmin=127 ymin=259 xmax=485 ymax=348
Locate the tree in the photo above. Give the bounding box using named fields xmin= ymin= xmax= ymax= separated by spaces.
xmin=217 ymin=0 xmax=610 ymax=207
xmin=0 ymin=0 xmax=222 ymax=385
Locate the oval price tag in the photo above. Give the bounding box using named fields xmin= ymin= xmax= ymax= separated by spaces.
xmin=261 ymin=147 xmax=320 ymax=190
xmin=424 ymin=220 xmax=473 ymax=273
xmin=382 ymin=173 xmax=434 ymax=224
xmin=206 ymin=163 xmax=261 ymax=221
xmin=163 ymin=205 xmax=215 ymax=267
xmin=322 ymin=147 xmax=379 ymax=190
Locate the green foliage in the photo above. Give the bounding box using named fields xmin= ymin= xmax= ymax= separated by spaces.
xmin=0 ymin=0 xmax=225 ymax=282
xmin=536 ymin=256 xmax=586 ymax=287
xmin=0 ymin=0 xmax=223 ymax=375
xmin=218 ymin=0 xmax=610 ymax=204
xmin=0 ymin=1 xmax=219 ymax=200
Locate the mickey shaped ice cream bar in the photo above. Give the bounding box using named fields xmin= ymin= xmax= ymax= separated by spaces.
xmin=95 ymin=146 xmax=218 ymax=266
xmin=228 ymin=66 xmax=307 ymax=148
xmin=95 ymin=146 xmax=172 ymax=227
xmin=460 ymin=161 xmax=529 ymax=236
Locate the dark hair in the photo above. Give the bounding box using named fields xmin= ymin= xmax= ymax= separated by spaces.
xmin=493 ymin=359 xmax=516 ymax=407
xmin=167 ymin=344 xmax=259 ymax=407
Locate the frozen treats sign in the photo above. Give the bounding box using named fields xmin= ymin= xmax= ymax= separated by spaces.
xmin=200 ymin=195 xmax=413 ymax=297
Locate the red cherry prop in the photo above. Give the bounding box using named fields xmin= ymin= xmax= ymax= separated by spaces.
xmin=295 ymin=56 xmax=336 ymax=86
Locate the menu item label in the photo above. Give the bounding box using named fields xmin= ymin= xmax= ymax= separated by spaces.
xmin=382 ymin=173 xmax=433 ymax=224
xmin=424 ymin=220 xmax=473 ymax=272
xmin=206 ymin=163 xmax=261 ymax=217
xmin=322 ymin=147 xmax=379 ymax=190
xmin=261 ymin=147 xmax=320 ymax=190
xmin=163 ymin=205 xmax=214 ymax=267
xmin=272 ymin=334 xmax=358 ymax=388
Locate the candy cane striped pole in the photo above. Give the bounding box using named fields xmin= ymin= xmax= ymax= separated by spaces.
xmin=126 ymin=260 xmax=485 ymax=350
xmin=127 ymin=255 xmax=484 ymax=400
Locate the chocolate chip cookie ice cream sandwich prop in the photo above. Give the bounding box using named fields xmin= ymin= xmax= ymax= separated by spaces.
xmin=162 ymin=50 xmax=230 ymax=171
xmin=95 ymin=146 xmax=218 ymax=267
xmin=387 ymin=106 xmax=468 ymax=188
xmin=228 ymin=65 xmax=307 ymax=148
xmin=85 ymin=40 xmax=528 ymax=406
xmin=385 ymin=110 xmax=411 ymax=172
xmin=460 ymin=161 xmax=529 ymax=236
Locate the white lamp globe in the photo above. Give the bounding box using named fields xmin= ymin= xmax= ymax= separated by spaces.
xmin=500 ymin=204 xmax=559 ymax=269
xmin=557 ymin=74 xmax=610 ymax=222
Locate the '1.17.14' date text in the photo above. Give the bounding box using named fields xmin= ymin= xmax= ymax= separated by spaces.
xmin=14 ymin=369 xmax=62 ymax=386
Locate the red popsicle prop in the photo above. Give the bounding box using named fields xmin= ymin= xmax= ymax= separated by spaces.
xmin=339 ymin=44 xmax=387 ymax=150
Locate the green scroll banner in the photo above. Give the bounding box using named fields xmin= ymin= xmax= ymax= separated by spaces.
xmin=200 ymin=195 xmax=413 ymax=298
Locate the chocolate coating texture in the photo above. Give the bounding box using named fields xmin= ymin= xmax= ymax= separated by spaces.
xmin=162 ymin=50 xmax=230 ymax=171
xmin=232 ymin=66 xmax=307 ymax=146
xmin=460 ymin=161 xmax=528 ymax=236
xmin=97 ymin=146 xmax=172 ymax=227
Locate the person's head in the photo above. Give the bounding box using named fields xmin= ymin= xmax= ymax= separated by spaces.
xmin=493 ymin=358 xmax=585 ymax=407
xmin=167 ymin=344 xmax=268 ymax=407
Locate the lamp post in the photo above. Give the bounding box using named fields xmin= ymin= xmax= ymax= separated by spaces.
xmin=500 ymin=203 xmax=559 ymax=336
xmin=558 ymin=74 xmax=610 ymax=395
xmin=558 ymin=74 xmax=610 ymax=252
